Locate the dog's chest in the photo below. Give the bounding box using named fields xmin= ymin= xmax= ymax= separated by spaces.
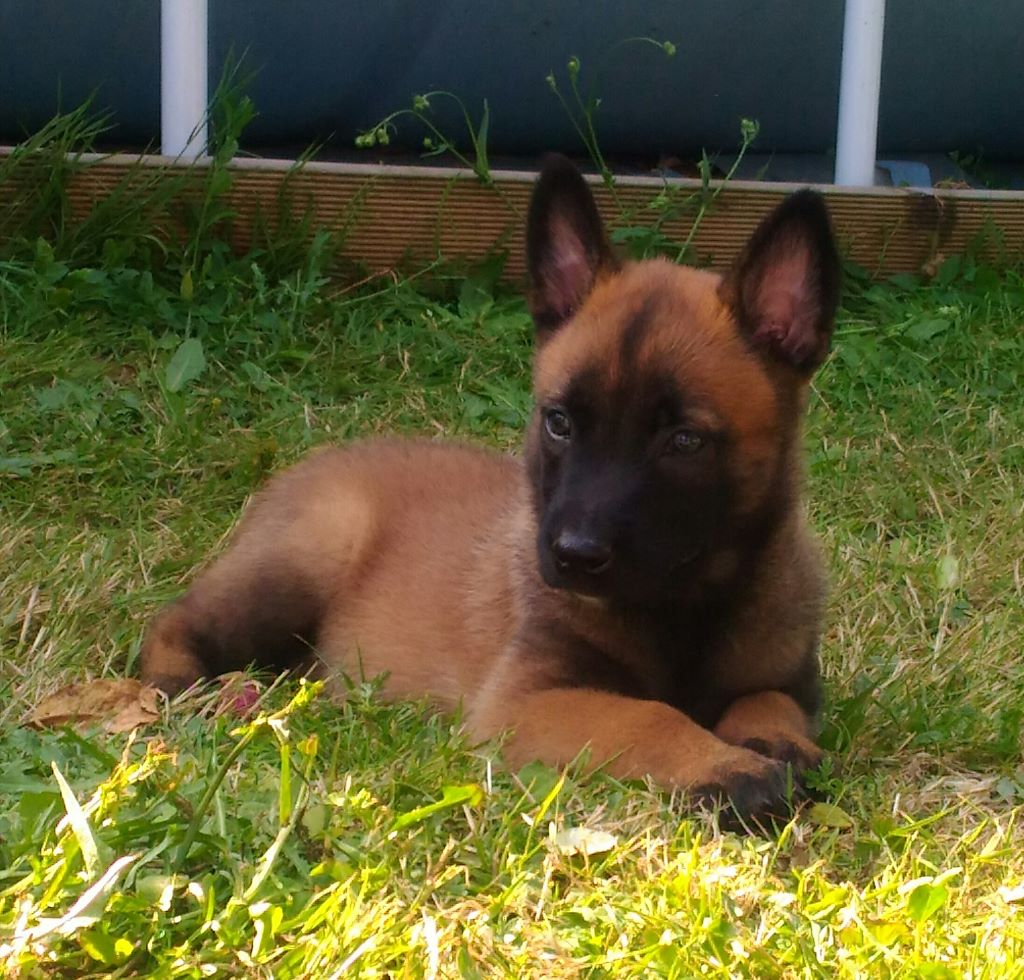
xmin=628 ymin=609 xmax=737 ymax=728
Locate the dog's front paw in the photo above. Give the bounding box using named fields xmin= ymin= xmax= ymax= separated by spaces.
xmin=689 ymin=747 xmax=795 ymax=824
xmin=741 ymin=734 xmax=824 ymax=773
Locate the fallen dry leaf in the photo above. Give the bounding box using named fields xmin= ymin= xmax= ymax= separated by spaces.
xmin=999 ymin=883 xmax=1024 ymax=905
xmin=807 ymin=802 xmax=855 ymax=830
xmin=551 ymin=826 xmax=618 ymax=857
xmin=28 ymin=678 xmax=160 ymax=734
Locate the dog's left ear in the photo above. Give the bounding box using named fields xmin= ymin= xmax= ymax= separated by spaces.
xmin=722 ymin=190 xmax=841 ymax=374
xmin=526 ymin=154 xmax=617 ymax=339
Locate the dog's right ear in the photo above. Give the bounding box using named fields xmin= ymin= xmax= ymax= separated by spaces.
xmin=526 ymin=154 xmax=617 ymax=339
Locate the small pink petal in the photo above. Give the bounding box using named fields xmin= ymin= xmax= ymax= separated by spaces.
xmin=215 ymin=673 xmax=262 ymax=717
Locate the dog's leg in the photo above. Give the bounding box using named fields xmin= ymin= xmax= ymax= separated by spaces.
xmin=469 ymin=682 xmax=793 ymax=818
xmin=713 ymin=691 xmax=823 ymax=771
xmin=141 ymin=601 xmax=213 ymax=696
xmin=140 ymin=516 xmax=327 ymax=692
xmin=141 ymin=451 xmax=382 ymax=696
xmin=140 ymin=549 xmax=324 ymax=696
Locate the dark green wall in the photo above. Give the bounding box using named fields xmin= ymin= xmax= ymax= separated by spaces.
xmin=1 ymin=1 xmax=1022 ymax=159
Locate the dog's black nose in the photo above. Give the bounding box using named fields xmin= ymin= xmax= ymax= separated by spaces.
xmin=550 ymin=531 xmax=613 ymax=576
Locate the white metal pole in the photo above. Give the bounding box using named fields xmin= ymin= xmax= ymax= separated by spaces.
xmin=161 ymin=0 xmax=208 ymax=158
xmin=834 ymin=0 xmax=886 ymax=186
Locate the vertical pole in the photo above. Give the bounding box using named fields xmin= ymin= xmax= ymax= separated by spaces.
xmin=834 ymin=0 xmax=886 ymax=186
xmin=161 ymin=0 xmax=208 ymax=158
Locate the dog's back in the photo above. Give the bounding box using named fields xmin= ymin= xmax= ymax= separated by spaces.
xmin=142 ymin=439 xmax=525 ymax=702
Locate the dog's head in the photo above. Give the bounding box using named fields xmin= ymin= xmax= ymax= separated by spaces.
xmin=524 ymin=155 xmax=840 ymax=606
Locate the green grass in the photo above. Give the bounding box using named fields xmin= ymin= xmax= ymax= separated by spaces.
xmin=2 ymin=162 xmax=1024 ymax=975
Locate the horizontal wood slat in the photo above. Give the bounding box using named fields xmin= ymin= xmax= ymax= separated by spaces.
xmin=4 ymin=152 xmax=1023 ymax=279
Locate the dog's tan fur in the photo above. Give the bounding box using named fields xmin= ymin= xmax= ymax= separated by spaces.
xmin=142 ymin=157 xmax=839 ymax=816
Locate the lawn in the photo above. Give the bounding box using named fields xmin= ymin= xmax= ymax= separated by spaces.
xmin=1 ymin=138 xmax=1023 ymax=977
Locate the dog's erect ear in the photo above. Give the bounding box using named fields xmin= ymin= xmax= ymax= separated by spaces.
xmin=722 ymin=190 xmax=841 ymax=374
xmin=526 ymin=154 xmax=617 ymax=337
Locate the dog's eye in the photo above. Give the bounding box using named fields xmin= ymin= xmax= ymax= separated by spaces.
xmin=544 ymin=409 xmax=572 ymax=441
xmin=669 ymin=429 xmax=704 ymax=454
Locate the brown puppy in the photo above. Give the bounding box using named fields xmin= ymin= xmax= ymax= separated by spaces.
xmin=142 ymin=155 xmax=840 ymax=819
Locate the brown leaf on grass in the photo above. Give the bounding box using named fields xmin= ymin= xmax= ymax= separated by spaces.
xmin=28 ymin=678 xmax=160 ymax=734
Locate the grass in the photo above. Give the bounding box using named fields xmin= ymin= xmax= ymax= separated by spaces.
xmin=2 ymin=143 xmax=1024 ymax=976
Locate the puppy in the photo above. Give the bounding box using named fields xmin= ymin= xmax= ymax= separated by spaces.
xmin=142 ymin=155 xmax=839 ymax=818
